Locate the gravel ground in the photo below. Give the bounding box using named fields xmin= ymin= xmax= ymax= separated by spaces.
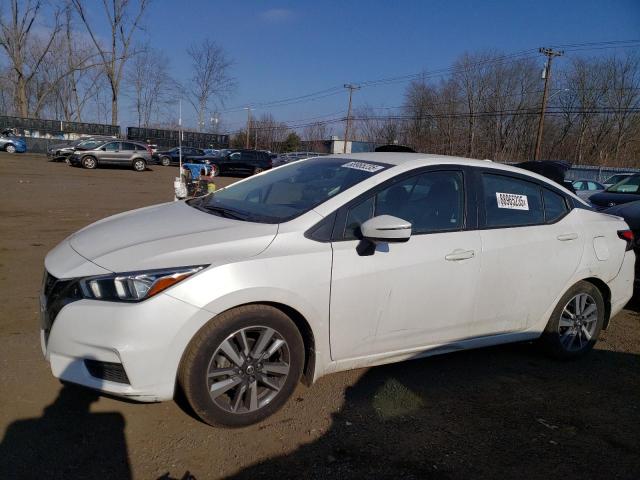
xmin=0 ymin=153 xmax=638 ymax=480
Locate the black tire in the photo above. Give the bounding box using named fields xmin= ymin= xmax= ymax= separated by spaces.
xmin=253 ymin=167 xmax=264 ymax=175
xmin=81 ymin=155 xmax=97 ymax=169
xmin=160 ymin=156 xmax=171 ymax=166
xmin=539 ymin=280 xmax=605 ymax=359
xmin=178 ymin=304 xmax=304 ymax=428
xmin=132 ymin=158 xmax=146 ymax=172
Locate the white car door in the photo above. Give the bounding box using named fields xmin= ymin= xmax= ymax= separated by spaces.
xmin=473 ymin=171 xmax=583 ymax=335
xmin=329 ymin=168 xmax=482 ymax=361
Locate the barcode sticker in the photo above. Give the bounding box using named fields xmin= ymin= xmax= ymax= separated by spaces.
xmin=341 ymin=161 xmax=384 ymax=173
xmin=496 ymin=192 xmax=529 ymax=210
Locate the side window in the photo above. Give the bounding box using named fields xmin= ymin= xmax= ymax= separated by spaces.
xmin=587 ymin=182 xmax=599 ymax=191
xmin=342 ymin=170 xmax=464 ymax=240
xmin=121 ymin=142 xmax=136 ymax=151
xmin=543 ymin=188 xmax=568 ymax=223
xmin=344 ymin=197 xmax=374 ymax=240
xmin=573 ymin=181 xmax=584 ymax=191
xmin=482 ymin=174 xmax=544 ymax=227
xmin=229 ymin=152 xmax=241 ymax=161
xmin=103 ymin=142 xmax=120 ymax=151
xmin=242 ymin=152 xmax=257 ymax=161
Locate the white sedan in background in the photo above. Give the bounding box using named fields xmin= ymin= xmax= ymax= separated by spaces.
xmin=41 ymin=154 xmax=635 ymax=427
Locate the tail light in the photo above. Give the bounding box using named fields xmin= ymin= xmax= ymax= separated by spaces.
xmin=617 ymin=230 xmax=635 ymax=251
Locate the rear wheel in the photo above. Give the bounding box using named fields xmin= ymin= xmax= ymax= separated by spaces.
xmin=539 ymin=281 xmax=605 ymax=359
xmin=5 ymin=144 xmax=16 ymax=153
xmin=253 ymin=167 xmax=264 ymax=175
xmin=81 ymin=156 xmax=97 ymax=169
xmin=179 ymin=305 xmax=304 ymax=427
xmin=133 ymin=159 xmax=146 ymax=172
xmin=160 ymin=156 xmax=171 ymax=166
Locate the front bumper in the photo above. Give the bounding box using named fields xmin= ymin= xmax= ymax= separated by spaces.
xmin=41 ymin=285 xmax=216 ymax=402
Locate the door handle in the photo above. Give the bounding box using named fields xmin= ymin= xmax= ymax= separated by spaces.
xmin=557 ymin=233 xmax=578 ymax=241
xmin=445 ymin=249 xmax=475 ymax=261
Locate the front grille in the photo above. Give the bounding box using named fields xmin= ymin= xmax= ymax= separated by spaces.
xmin=41 ymin=270 xmax=82 ymax=333
xmin=84 ymin=360 xmax=130 ymax=384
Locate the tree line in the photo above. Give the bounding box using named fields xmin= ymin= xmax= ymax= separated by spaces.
xmin=1 ymin=1 xmax=638 ymax=165
xmin=0 ymin=0 xmax=233 ymax=129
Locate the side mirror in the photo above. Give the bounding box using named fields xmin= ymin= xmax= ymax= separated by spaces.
xmin=101 ymin=147 xmax=106 ymax=151
xmin=360 ymin=215 xmax=412 ymax=243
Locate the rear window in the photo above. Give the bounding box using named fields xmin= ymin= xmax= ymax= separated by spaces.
xmin=482 ymin=174 xmax=544 ymax=227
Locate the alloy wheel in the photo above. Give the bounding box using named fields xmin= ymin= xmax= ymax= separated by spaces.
xmin=558 ymin=293 xmax=598 ymax=352
xmin=206 ymin=326 xmax=291 ymax=414
xmin=5 ymin=144 xmax=16 ymax=153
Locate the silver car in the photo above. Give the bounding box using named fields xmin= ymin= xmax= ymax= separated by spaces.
xmin=68 ymin=140 xmax=152 ymax=172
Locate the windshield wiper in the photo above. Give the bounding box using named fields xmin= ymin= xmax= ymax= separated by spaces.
xmin=199 ymin=204 xmax=249 ymax=221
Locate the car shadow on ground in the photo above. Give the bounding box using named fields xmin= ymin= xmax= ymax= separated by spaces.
xmin=228 ymin=343 xmax=640 ymax=480
xmin=0 ymin=368 xmax=131 ymax=479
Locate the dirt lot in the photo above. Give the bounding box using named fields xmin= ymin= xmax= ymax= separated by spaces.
xmin=0 ymin=153 xmax=639 ymax=480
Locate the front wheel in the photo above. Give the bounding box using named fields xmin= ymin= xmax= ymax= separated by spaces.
xmin=253 ymin=167 xmax=264 ymax=175
xmin=5 ymin=144 xmax=16 ymax=153
xmin=160 ymin=156 xmax=171 ymax=166
xmin=179 ymin=305 xmax=304 ymax=427
xmin=81 ymin=156 xmax=97 ymax=169
xmin=132 ymin=159 xmax=146 ymax=172
xmin=539 ymin=281 xmax=605 ymax=359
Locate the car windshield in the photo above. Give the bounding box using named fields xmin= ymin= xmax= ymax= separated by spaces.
xmin=606 ymin=175 xmax=640 ymax=194
xmin=605 ymin=174 xmax=631 ymax=185
xmin=188 ymin=157 xmax=391 ymax=223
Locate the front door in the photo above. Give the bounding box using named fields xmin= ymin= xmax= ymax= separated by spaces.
xmin=329 ymin=169 xmax=482 ymax=361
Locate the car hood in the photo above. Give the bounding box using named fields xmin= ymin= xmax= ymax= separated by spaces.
xmin=67 ymin=201 xmax=278 ymax=272
xmin=589 ymin=192 xmax=640 ymax=207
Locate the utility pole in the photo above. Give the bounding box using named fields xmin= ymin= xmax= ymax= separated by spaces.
xmin=245 ymin=107 xmax=251 ymax=149
xmin=343 ymin=83 xmax=360 ymax=153
xmin=534 ymin=47 xmax=563 ymax=160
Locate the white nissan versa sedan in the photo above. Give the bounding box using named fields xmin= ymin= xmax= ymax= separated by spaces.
xmin=41 ymin=154 xmax=635 ymax=427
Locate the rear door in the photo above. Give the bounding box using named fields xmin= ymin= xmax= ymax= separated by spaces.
xmin=474 ymin=170 xmax=583 ymax=335
xmin=118 ymin=142 xmax=138 ymax=164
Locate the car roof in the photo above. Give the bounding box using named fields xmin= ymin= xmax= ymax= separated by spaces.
xmin=328 ymin=152 xmax=585 ymax=200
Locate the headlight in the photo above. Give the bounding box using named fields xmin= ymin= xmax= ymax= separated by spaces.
xmin=79 ymin=265 xmax=207 ymax=302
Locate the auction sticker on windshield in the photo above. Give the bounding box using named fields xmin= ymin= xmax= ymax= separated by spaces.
xmin=341 ymin=161 xmax=385 ymax=173
xmin=496 ymin=192 xmax=529 ymax=210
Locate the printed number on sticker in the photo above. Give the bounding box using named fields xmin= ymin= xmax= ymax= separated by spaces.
xmin=341 ymin=161 xmax=384 ymax=173
xmin=496 ymin=192 xmax=529 ymax=210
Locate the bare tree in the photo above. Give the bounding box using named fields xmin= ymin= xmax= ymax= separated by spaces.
xmin=302 ymin=120 xmax=329 ymax=151
xmin=71 ymin=0 xmax=149 ymax=125
xmin=127 ymin=46 xmax=177 ymax=127
xmin=186 ymin=38 xmax=235 ymax=132
xmin=0 ymin=0 xmax=62 ymax=116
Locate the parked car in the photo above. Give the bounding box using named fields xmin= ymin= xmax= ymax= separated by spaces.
xmin=572 ymin=179 xmax=605 ymax=201
xmin=589 ymin=174 xmax=640 ymax=210
xmin=154 ymin=146 xmax=213 ymax=166
xmin=603 ymin=173 xmax=635 ymax=188
xmin=0 ymin=129 xmax=27 ymax=153
xmin=41 ymin=153 xmax=634 ymax=427
xmin=604 ymin=200 xmax=640 ymax=289
xmin=210 ymin=149 xmax=272 ymax=176
xmin=272 ymin=151 xmax=324 ymax=168
xmin=68 ymin=140 xmax=152 ymax=171
xmin=47 ymin=137 xmax=115 ymax=162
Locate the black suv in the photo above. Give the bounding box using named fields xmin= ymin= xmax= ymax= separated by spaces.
xmin=211 ymin=149 xmax=272 ymax=176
